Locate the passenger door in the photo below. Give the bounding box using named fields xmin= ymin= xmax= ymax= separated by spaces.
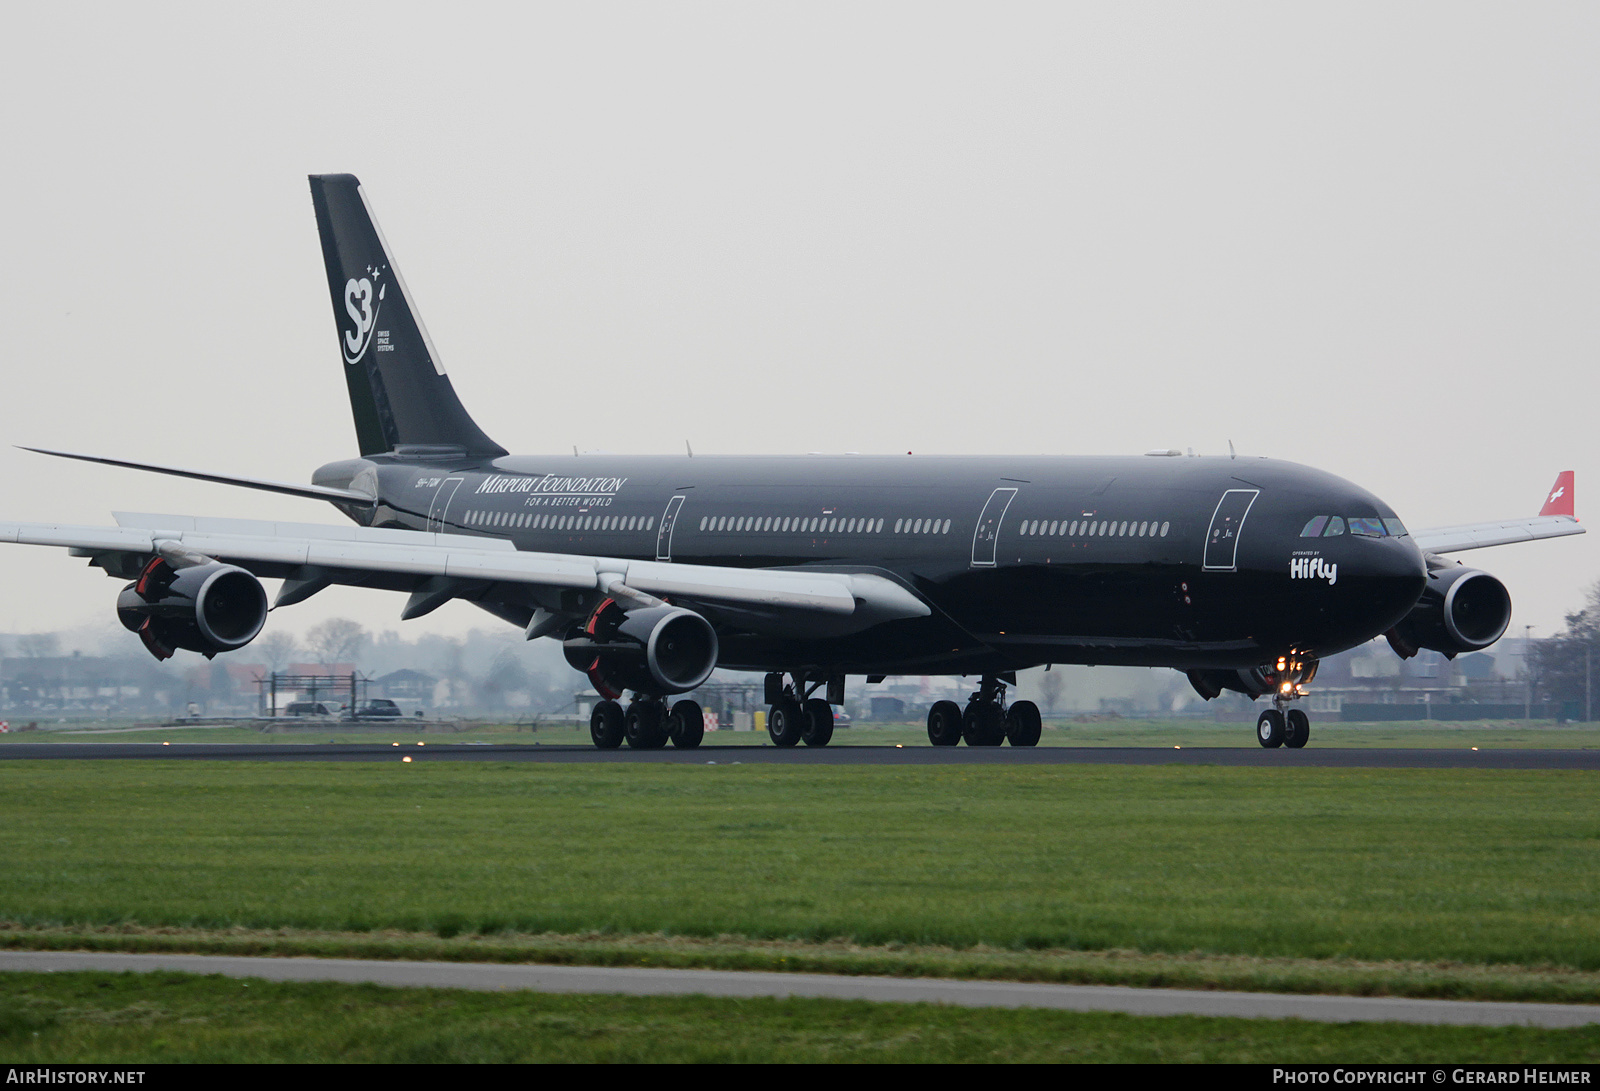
xmin=1203 ymin=489 xmax=1259 ymax=571
xmin=971 ymin=487 xmax=1018 ymax=567
xmin=656 ymin=495 xmax=686 ymax=561
xmin=426 ymin=477 xmax=464 ymax=533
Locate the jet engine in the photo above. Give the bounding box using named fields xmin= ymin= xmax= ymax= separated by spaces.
xmin=117 ymin=556 xmax=269 ymax=661
xmin=1386 ymin=565 xmax=1511 ymax=659
xmin=563 ymin=598 xmax=719 ymax=699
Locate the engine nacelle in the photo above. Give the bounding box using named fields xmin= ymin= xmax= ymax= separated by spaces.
xmin=117 ymin=558 xmax=269 ymax=661
xmin=563 ymin=599 xmax=719 ymax=698
xmin=1387 ymin=565 xmax=1511 ymax=660
xmin=1187 ymin=668 xmax=1267 ymax=700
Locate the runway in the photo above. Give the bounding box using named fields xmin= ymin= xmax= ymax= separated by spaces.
xmin=1 ymin=950 xmax=1594 ymax=1027
xmin=1 ymin=742 xmax=1597 ymax=768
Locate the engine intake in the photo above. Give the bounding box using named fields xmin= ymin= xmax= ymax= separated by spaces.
xmin=563 ymin=599 xmax=719 ymax=698
xmin=1387 ymin=565 xmax=1511 ymax=659
xmin=117 ymin=557 xmax=269 ymax=660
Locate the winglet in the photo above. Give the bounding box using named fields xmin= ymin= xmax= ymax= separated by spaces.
xmin=1539 ymin=471 xmax=1575 ymax=518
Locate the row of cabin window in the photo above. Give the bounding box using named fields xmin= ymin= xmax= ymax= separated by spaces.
xmin=1018 ymin=518 xmax=1172 ymax=538
xmin=696 ymin=515 xmax=955 ymax=535
xmin=466 ymin=510 xmax=656 ymax=532
xmin=703 ymin=515 xmax=872 ymax=534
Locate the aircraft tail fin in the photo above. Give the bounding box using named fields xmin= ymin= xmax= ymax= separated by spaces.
xmin=1539 ymin=471 xmax=1575 ymax=518
xmin=308 ymin=174 xmax=505 ymax=459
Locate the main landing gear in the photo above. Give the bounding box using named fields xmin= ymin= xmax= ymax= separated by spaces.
xmin=590 ymin=695 xmax=705 ymax=750
xmin=927 ymin=675 xmax=1041 ymax=747
xmin=764 ymin=672 xmax=836 ymax=748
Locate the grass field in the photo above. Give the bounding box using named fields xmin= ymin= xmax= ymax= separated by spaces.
xmin=5 ymin=718 xmax=1599 ymax=748
xmin=2 ymin=761 xmax=1596 ymax=966
xmin=3 ymin=757 xmax=1596 ymax=1061
xmin=4 ymin=971 xmax=1598 ymax=1063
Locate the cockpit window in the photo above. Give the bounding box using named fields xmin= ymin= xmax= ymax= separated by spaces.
xmin=1304 ymin=514 xmax=1407 ymax=538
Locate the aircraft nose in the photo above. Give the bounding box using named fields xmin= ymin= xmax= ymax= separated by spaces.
xmin=1359 ymin=536 xmax=1428 ymax=627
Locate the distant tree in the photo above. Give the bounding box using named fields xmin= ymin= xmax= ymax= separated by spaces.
xmin=305 ymin=618 xmax=368 ymax=669
xmin=254 ymin=630 xmax=300 ymax=675
xmin=1530 ymin=579 xmax=1600 ymax=717
xmin=1038 ymin=670 xmax=1064 ymax=716
xmin=17 ymin=632 xmax=59 ymax=659
xmin=434 ymin=636 xmax=472 ymax=708
xmin=480 ymin=648 xmax=531 ymax=710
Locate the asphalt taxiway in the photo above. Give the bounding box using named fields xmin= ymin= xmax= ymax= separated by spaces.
xmin=0 ymin=742 xmax=1596 ymax=768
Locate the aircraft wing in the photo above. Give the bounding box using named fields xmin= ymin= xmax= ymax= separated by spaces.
xmin=0 ymin=511 xmax=930 ymax=631
xmin=1409 ymin=515 xmax=1583 ymax=555
xmin=1409 ymin=471 xmax=1584 ymax=555
xmin=16 ymin=446 xmax=375 ymax=504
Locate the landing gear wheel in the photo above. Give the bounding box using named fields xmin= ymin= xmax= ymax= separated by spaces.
xmin=963 ymin=701 xmax=1006 ymax=746
xmin=668 ymin=699 xmax=705 ymax=749
xmin=590 ymin=699 xmax=624 ymax=749
xmin=1005 ymin=700 xmax=1042 ymax=747
xmin=625 ymin=701 xmax=669 ymax=749
xmin=927 ymin=700 xmax=964 ymax=746
xmin=1285 ymin=708 xmax=1310 ymax=749
xmin=801 ymin=698 xmax=834 ymax=747
xmin=1256 ymin=709 xmax=1286 ymax=749
xmin=767 ymin=697 xmax=803 ymax=748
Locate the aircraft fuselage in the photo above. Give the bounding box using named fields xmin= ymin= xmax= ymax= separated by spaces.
xmin=325 ymin=451 xmax=1429 ymax=677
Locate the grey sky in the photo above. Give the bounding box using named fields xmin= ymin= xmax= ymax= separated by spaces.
xmin=0 ymin=3 xmax=1595 ymax=648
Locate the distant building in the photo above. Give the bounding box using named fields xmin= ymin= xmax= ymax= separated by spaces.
xmin=374 ymin=669 xmax=436 ymax=701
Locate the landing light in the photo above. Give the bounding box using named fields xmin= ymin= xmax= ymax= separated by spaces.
xmin=402 ymin=755 xmax=412 ymax=763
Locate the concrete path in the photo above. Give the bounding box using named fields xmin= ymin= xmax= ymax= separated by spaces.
xmin=3 ymin=951 xmax=1596 ymax=1027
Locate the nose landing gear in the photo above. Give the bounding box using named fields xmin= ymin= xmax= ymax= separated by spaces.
xmin=1254 ymin=655 xmax=1316 ymax=750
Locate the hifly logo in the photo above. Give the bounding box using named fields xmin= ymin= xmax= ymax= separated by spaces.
xmin=1290 ymin=556 xmax=1338 ymax=586
xmin=342 ymin=263 xmax=388 ymax=365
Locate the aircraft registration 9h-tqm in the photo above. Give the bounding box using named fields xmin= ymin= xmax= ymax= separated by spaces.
xmin=9 ymin=176 xmax=1583 ymax=750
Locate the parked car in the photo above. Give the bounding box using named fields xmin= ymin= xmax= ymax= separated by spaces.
xmin=340 ymin=699 xmax=403 ymax=721
xmin=284 ymin=701 xmax=335 ymax=718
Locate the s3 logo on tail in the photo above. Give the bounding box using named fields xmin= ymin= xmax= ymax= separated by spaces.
xmin=342 ymin=264 xmax=387 ymax=364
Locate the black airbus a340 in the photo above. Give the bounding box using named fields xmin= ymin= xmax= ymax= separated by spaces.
xmin=8 ymin=176 xmax=1582 ymax=750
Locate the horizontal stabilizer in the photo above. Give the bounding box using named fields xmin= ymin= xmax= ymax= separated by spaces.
xmin=18 ymin=447 xmax=374 ymax=504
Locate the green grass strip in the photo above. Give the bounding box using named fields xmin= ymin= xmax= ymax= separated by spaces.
xmin=3 ymin=761 xmax=1597 ymax=972
xmin=5 ymin=924 xmax=1600 ymax=1005
xmin=3 ymin=971 xmax=1598 ymax=1063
